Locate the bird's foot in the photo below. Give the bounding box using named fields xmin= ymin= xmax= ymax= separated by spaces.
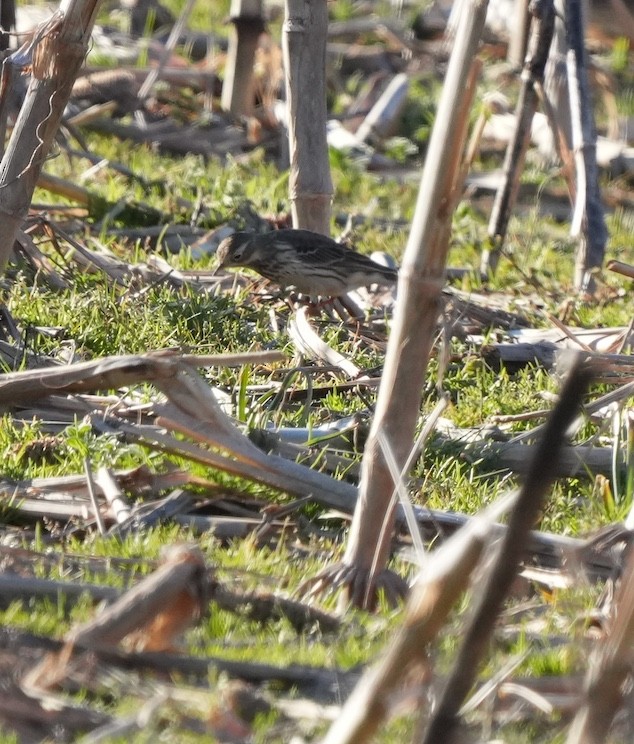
xmin=286 ymin=294 xmax=341 ymax=319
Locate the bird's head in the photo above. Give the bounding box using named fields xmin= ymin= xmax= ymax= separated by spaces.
xmin=215 ymin=232 xmax=258 ymax=268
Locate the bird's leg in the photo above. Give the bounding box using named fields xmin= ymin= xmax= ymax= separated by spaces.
xmin=336 ymin=294 xmax=364 ymax=321
xmin=284 ymin=293 xmax=323 ymax=316
xmin=301 ymin=295 xmax=365 ymax=321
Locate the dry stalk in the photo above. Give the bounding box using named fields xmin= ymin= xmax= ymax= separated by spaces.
xmin=0 ymin=351 xmax=361 ymax=511
xmin=282 ymin=0 xmax=333 ymax=233
xmin=420 ymin=355 xmax=596 ymax=743
xmin=607 ymin=260 xmax=634 ymax=281
xmin=337 ymin=0 xmax=488 ymax=610
xmin=0 ymin=350 xmax=281 ymax=404
xmin=221 ymin=0 xmax=266 ymax=118
xmin=84 ymin=457 xmax=106 ymax=535
xmin=0 ymin=572 xmax=118 ymax=605
xmin=1 ymin=350 xmax=618 ymax=593
xmin=565 ymin=0 xmax=608 ymax=291
xmin=288 ymin=307 xmax=362 ymax=379
xmin=507 ymin=0 xmax=531 ymax=68
xmin=0 ymin=0 xmax=103 ymax=270
xmin=145 ymin=406 xmax=358 ymax=512
xmin=94 ymin=466 xmax=132 ymax=524
xmin=483 ymin=0 xmax=555 ymax=275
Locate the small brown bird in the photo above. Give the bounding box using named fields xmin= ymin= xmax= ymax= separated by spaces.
xmin=215 ymin=229 xmax=398 ymax=297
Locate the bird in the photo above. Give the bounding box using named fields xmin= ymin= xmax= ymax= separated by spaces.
xmin=215 ymin=229 xmax=398 ymax=297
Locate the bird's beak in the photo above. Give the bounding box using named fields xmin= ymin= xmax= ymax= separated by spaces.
xmin=212 ymin=245 xmax=227 ymax=276
xmin=212 ymin=256 xmax=225 ymax=276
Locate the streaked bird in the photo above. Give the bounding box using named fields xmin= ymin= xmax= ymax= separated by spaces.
xmin=215 ymin=229 xmax=398 ymax=297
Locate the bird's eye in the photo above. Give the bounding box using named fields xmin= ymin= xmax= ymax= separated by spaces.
xmin=233 ymin=246 xmax=245 ymax=260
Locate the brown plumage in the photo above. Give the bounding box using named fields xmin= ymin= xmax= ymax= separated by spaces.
xmin=216 ymin=229 xmax=398 ymax=297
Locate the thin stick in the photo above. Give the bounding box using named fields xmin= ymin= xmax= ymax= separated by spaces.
xmin=84 ymin=457 xmax=106 ymax=535
xmin=137 ymin=0 xmax=197 ymax=103
xmin=483 ymin=0 xmax=555 ymax=274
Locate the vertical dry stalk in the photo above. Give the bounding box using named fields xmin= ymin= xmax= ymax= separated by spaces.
xmin=483 ymin=0 xmax=555 ymax=275
xmin=566 ymin=546 xmax=634 ymax=744
xmin=565 ymin=0 xmax=608 ymax=291
xmin=282 ymin=0 xmax=333 ymax=233
xmin=0 ymin=0 xmax=102 ymax=271
xmin=507 ymin=0 xmax=531 ymax=69
xmin=543 ymin=0 xmax=572 ymax=159
xmin=220 ymin=0 xmax=265 ymax=118
xmin=421 ymin=354 xmax=595 ymax=744
xmin=340 ymin=0 xmax=489 ymax=610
